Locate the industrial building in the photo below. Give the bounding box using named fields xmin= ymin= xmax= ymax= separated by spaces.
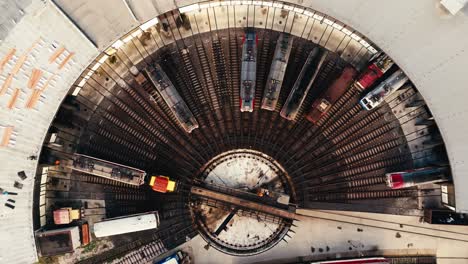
xmin=1 ymin=0 xmax=468 ymax=263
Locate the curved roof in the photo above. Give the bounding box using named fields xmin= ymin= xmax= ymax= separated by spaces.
xmin=1 ymin=0 xmax=467 ymax=262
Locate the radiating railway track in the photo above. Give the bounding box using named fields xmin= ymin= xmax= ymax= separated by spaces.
xmin=72 ymin=23 xmax=424 ymax=216
xmin=310 ymin=189 xmax=419 ymax=202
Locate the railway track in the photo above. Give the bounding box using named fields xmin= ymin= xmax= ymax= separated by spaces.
xmin=310 ymin=189 xmax=419 ymax=202
xmin=113 ymin=239 xmax=167 ymax=264
xmin=228 ymin=29 xmax=242 ymax=145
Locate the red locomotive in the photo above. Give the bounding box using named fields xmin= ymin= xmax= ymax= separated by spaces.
xmin=355 ymin=54 xmax=393 ymax=91
xmin=306 ymin=66 xmax=357 ymax=124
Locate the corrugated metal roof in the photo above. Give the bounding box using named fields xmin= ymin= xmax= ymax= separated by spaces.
xmin=0 ymin=0 xmax=97 ymax=262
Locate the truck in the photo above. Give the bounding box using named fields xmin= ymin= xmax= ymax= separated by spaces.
xmin=149 ymin=175 xmax=176 ymax=193
xmin=53 ymin=207 xmax=82 ymax=225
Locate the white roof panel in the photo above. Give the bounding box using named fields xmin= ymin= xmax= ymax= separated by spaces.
xmin=93 ymin=213 xmax=158 ymax=237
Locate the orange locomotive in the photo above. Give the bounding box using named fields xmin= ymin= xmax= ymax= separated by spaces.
xmin=149 ymin=175 xmax=176 ymax=193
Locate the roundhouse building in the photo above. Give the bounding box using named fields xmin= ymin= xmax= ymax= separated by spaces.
xmin=1 ymin=0 xmax=468 ymax=263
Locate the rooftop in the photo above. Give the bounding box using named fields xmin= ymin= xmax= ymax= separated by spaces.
xmin=1 ymin=0 xmax=468 ymax=263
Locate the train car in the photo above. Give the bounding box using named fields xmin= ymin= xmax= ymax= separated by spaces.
xmin=306 ymin=66 xmax=357 ymax=124
xmin=149 ymin=175 xmax=176 ymax=193
xmin=359 ymin=69 xmax=409 ymax=110
xmin=423 ymin=209 xmax=468 ymax=225
xmin=280 ymin=47 xmax=328 ymax=120
xmin=68 ymin=153 xmax=146 ymax=186
xmin=261 ymin=34 xmax=294 ymax=111
xmin=355 ymin=54 xmax=394 ymax=91
xmin=93 ymin=211 xmax=160 ymax=238
xmin=81 ymin=223 xmax=90 ymax=246
xmin=144 ymin=64 xmax=199 ymax=133
xmin=240 ymin=30 xmax=258 ymax=112
xmin=311 ymin=257 xmax=389 ymax=264
xmin=386 ymin=167 xmax=449 ymax=189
